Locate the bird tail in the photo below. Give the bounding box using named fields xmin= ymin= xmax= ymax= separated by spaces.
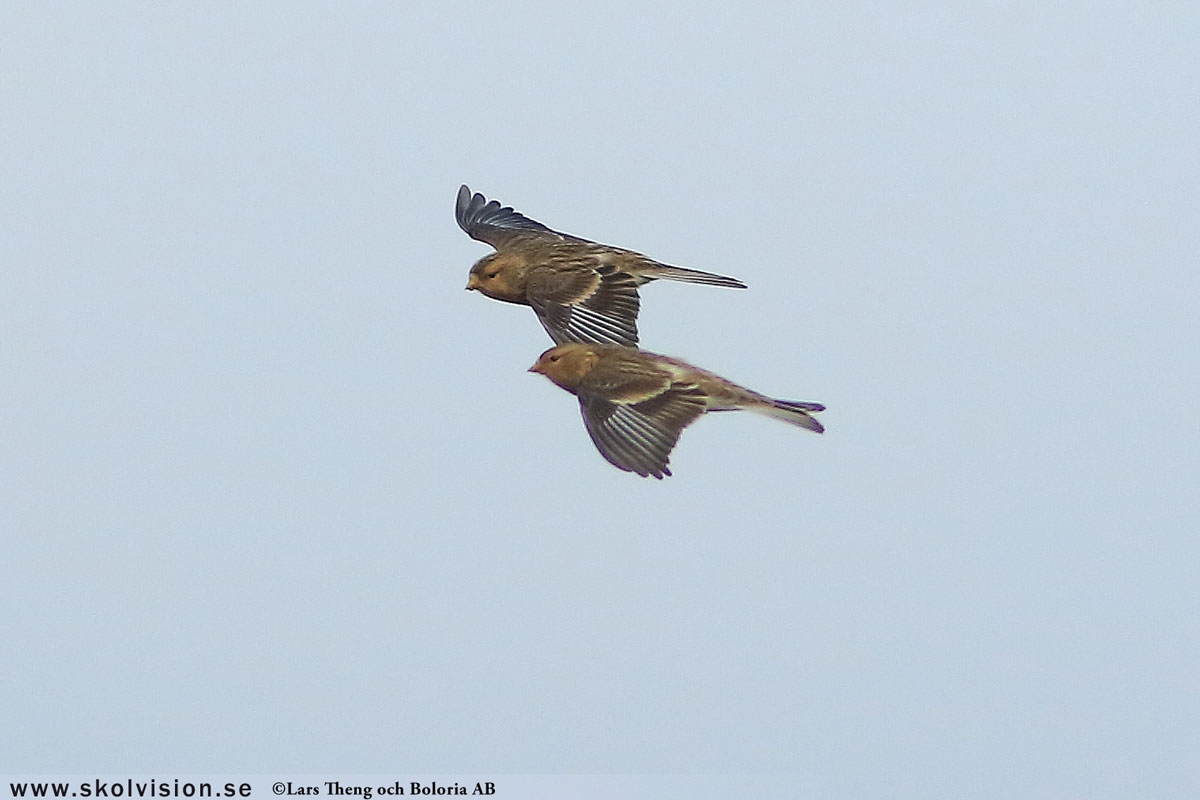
xmin=645 ymin=264 xmax=747 ymax=288
xmin=755 ymin=399 xmax=825 ymax=433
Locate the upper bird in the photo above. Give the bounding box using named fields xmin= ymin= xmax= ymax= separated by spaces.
xmin=457 ymin=185 xmax=746 ymax=347
xmin=529 ymin=343 xmax=824 ymax=479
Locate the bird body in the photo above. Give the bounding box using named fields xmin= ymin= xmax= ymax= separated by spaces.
xmin=458 ymin=185 xmax=745 ymax=347
xmin=529 ymin=343 xmax=824 ymax=478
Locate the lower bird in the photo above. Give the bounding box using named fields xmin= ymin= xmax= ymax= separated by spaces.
xmin=529 ymin=343 xmax=824 ymax=478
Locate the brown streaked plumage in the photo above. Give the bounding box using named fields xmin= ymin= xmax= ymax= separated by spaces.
xmin=457 ymin=185 xmax=746 ymax=347
xmin=529 ymin=343 xmax=824 ymax=479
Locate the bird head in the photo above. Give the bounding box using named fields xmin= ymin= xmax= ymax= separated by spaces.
xmin=466 ymin=253 xmax=525 ymax=302
xmin=529 ymin=343 xmax=598 ymax=392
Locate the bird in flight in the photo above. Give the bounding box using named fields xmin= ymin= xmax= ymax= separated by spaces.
xmin=457 ymin=185 xmax=746 ymax=347
xmin=529 ymin=343 xmax=824 ymax=478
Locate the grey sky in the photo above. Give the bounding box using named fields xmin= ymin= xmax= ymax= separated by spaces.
xmin=2 ymin=2 xmax=1197 ymax=797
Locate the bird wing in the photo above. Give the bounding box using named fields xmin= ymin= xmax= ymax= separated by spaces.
xmin=526 ymin=262 xmax=641 ymax=347
xmin=456 ymin=185 xmax=589 ymax=249
xmin=578 ymin=384 xmax=708 ymax=479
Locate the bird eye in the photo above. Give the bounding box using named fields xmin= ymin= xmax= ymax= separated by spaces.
xmin=486 ymin=271 xmax=498 ymax=279
xmin=549 ymin=355 xmax=560 ymax=362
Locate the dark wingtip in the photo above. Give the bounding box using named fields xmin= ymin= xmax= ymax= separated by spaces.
xmin=456 ymin=184 xmax=484 ymax=233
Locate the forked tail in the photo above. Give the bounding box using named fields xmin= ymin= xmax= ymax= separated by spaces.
xmin=759 ymin=398 xmax=825 ymax=433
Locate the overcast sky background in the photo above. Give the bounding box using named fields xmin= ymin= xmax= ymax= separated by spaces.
xmin=2 ymin=3 xmax=1197 ymax=797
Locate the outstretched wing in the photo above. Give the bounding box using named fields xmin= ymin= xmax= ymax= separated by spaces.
xmin=526 ymin=261 xmax=641 ymax=347
xmin=455 ymin=185 xmax=588 ymax=250
xmin=578 ymin=384 xmax=708 ymax=479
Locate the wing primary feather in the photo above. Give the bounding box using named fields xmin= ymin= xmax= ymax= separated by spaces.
xmin=569 ymin=310 xmax=636 ymax=342
xmin=605 ymin=416 xmax=660 ymax=464
xmin=611 ymin=409 xmax=670 ymax=454
xmin=558 ymin=308 xmax=637 ymax=347
xmin=599 ymin=427 xmax=652 ymax=475
xmin=582 ymin=404 xmax=648 ymax=475
xmin=581 ymin=399 xmax=673 ymax=477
